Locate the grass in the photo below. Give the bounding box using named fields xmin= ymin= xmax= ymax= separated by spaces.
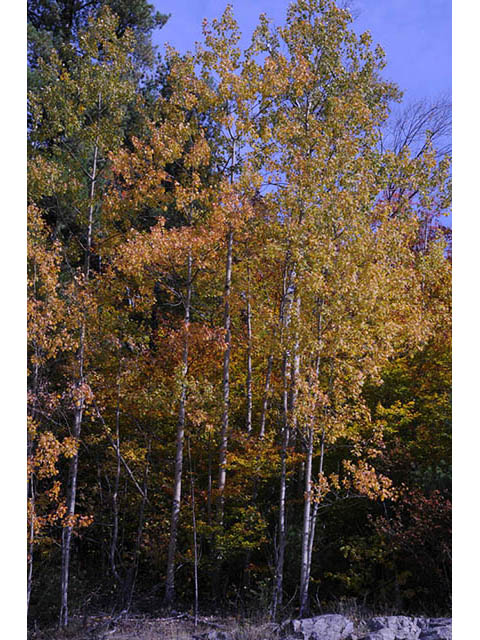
xmin=28 ymin=612 xmax=281 ymax=640
xmin=28 ymin=600 xmax=452 ymax=640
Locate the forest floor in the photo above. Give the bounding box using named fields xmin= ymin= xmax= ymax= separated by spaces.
xmin=29 ymin=612 xmax=278 ymax=640
xmin=28 ymin=607 xmax=452 ymax=639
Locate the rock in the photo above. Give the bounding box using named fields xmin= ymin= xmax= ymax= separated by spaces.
xmin=281 ymin=614 xmax=355 ymax=640
xmin=360 ymin=632 xmax=396 ymax=640
xmin=366 ymin=617 xmax=421 ymax=639
xmin=356 ymin=617 xmax=452 ymax=640
xmin=190 ymin=616 xmax=451 ymax=640
xmin=193 ymin=631 xmax=234 ymax=640
xmin=418 ymin=619 xmax=452 ymax=640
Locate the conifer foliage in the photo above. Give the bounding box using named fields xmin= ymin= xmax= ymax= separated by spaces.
xmin=27 ymin=0 xmax=451 ymax=628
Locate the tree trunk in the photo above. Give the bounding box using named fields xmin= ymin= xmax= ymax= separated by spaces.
xmin=217 ymin=225 xmax=233 ymax=526
xmin=245 ymin=266 xmax=253 ymax=434
xmin=271 ymin=259 xmax=295 ymax=620
xmin=27 ymin=360 xmax=39 ymax=614
xmin=110 ymin=377 xmax=122 ymax=584
xmin=123 ymin=443 xmax=149 ymax=610
xmin=27 ymin=477 xmax=35 ymax=612
xmin=207 ymin=431 xmax=212 ymax=527
xmin=165 ymin=252 xmax=192 ymax=608
xmin=306 ymin=428 xmax=325 ymax=585
xmin=59 ymin=405 xmax=82 ymax=628
xmin=272 ymin=350 xmax=290 ymax=620
xmin=289 ymin=295 xmax=301 ymax=448
xmin=259 ymin=354 xmax=273 ymax=439
xmin=59 ymin=108 xmax=99 ymax=628
xmin=299 ymin=305 xmax=323 ymax=616
xmin=187 ymin=437 xmax=199 ymax=627
xmin=299 ymin=424 xmax=314 ymax=617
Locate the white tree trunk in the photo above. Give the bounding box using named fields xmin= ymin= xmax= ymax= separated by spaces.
xmin=271 ymin=262 xmax=295 ymax=619
xmin=165 ymin=252 xmax=192 ymax=607
xmin=259 ymin=354 xmax=273 ymax=439
xmin=59 ymin=129 xmax=98 ymax=627
xmin=245 ymin=268 xmax=253 ymax=434
xmin=217 ymin=225 xmax=233 ymax=526
xmin=299 ymin=424 xmax=314 ymax=617
xmin=110 ymin=378 xmax=121 ymax=584
xmin=272 ymin=350 xmax=290 ymax=620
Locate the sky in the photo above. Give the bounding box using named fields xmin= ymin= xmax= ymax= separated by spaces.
xmin=151 ymin=0 xmax=452 ymax=106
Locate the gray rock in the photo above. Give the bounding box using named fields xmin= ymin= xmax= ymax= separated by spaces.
xmin=281 ymin=614 xmax=355 ymax=640
xmin=422 ymin=619 xmax=451 ymax=628
xmin=366 ymin=617 xmax=421 ymax=640
xmin=193 ymin=631 xmax=234 ymax=640
xmin=356 ymin=617 xmax=452 ymax=640
xmin=360 ymin=632 xmax=396 ymax=640
xmin=418 ymin=621 xmax=451 ymax=640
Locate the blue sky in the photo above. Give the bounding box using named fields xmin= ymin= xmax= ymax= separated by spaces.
xmin=151 ymin=0 xmax=451 ymax=105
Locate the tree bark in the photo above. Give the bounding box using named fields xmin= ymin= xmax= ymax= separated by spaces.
xmin=271 ymin=260 xmax=295 ymax=620
xmin=259 ymin=354 xmax=273 ymax=439
xmin=27 ymin=477 xmax=35 ymax=612
xmin=164 ymin=251 xmax=192 ymax=608
xmin=245 ymin=266 xmax=253 ymax=434
xmin=217 ymin=225 xmax=233 ymax=527
xmin=27 ymin=360 xmax=39 ymax=614
xmin=110 ymin=377 xmax=122 ymax=584
xmin=207 ymin=430 xmax=212 ymax=527
xmin=299 ymin=305 xmax=323 ymax=616
xmin=272 ymin=350 xmax=290 ymax=620
xmin=306 ymin=429 xmax=325 ymax=591
xmin=123 ymin=443 xmax=149 ymax=611
xmin=299 ymin=424 xmax=314 ymax=617
xmin=59 ymin=407 xmax=82 ymax=628
xmin=288 ymin=295 xmax=301 ymax=448
xmin=59 ymin=123 xmax=99 ymax=628
xmin=187 ymin=437 xmax=199 ymax=627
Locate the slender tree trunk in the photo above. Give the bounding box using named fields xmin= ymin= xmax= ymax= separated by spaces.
xmin=272 ymin=350 xmax=290 ymax=620
xmin=299 ymin=424 xmax=314 ymax=617
xmin=217 ymin=140 xmax=236 ymax=527
xmin=289 ymin=295 xmax=301 ymax=448
xmin=110 ymin=378 xmax=122 ymax=584
xmin=27 ymin=360 xmax=39 ymax=614
xmin=245 ymin=266 xmax=253 ymax=434
xmin=124 ymin=445 xmax=149 ymax=610
xmin=59 ymin=104 xmax=100 ymax=627
xmin=60 ymin=407 xmax=82 ymax=627
xmin=306 ymin=428 xmax=325 ymax=579
xmin=217 ymin=225 xmax=233 ymax=526
xmin=165 ymin=252 xmax=192 ymax=607
xmin=27 ymin=477 xmax=35 ymax=612
xmin=207 ymin=431 xmax=212 ymax=527
xmin=299 ymin=306 xmax=323 ymax=616
xmin=271 ymin=259 xmax=294 ymax=620
xmin=259 ymin=354 xmax=273 ymax=439
xmin=187 ymin=438 xmax=199 ymax=627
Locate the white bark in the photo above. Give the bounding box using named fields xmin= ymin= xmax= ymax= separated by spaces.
xmin=271 ymin=261 xmax=295 ymax=619
xmin=217 ymin=225 xmax=233 ymax=526
xmin=299 ymin=424 xmax=314 ymax=617
xmin=110 ymin=378 xmax=121 ymax=584
xmin=245 ymin=269 xmax=253 ymax=434
xmin=259 ymin=354 xmax=273 ymax=439
xmin=165 ymin=252 xmax=192 ymax=607
xmin=272 ymin=350 xmax=290 ymax=620
xmin=59 ymin=123 xmax=99 ymax=627
xmin=299 ymin=306 xmax=323 ymax=616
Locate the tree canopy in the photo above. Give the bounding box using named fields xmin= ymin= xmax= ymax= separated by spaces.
xmin=27 ymin=0 xmax=451 ymax=629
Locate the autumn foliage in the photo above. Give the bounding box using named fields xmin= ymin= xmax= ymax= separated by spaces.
xmin=27 ymin=0 xmax=451 ymax=628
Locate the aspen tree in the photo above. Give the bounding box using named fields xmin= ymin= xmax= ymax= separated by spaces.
xmin=28 ymin=10 xmax=137 ymax=626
